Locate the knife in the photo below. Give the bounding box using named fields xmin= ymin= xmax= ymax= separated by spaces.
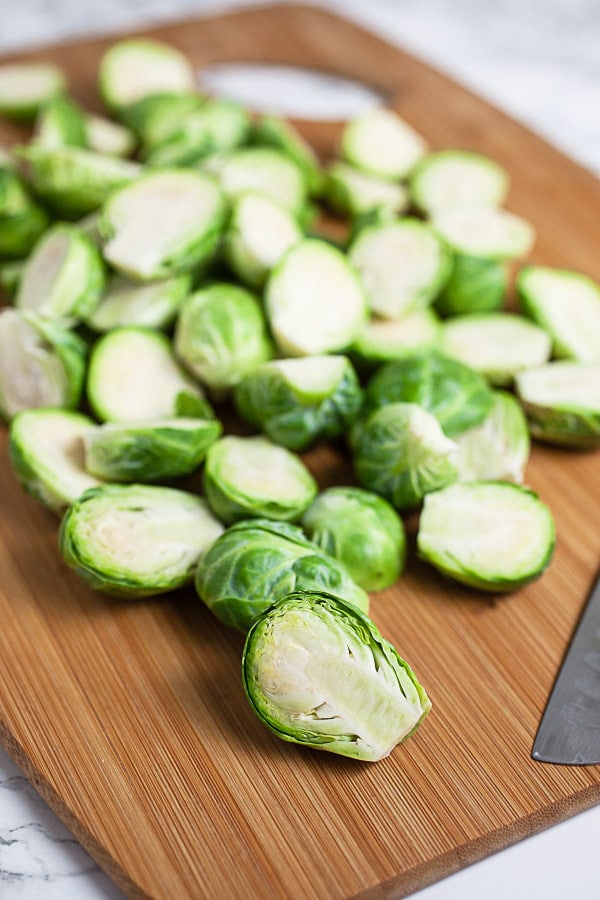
xmin=532 ymin=568 xmax=600 ymax=765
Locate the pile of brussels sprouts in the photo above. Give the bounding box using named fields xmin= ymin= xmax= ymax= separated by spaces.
xmin=0 ymin=38 xmax=599 ymax=762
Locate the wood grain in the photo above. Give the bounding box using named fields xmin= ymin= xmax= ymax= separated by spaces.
xmin=1 ymin=5 xmax=600 ymax=898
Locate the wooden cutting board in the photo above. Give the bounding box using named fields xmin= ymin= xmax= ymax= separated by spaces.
xmin=1 ymin=5 xmax=599 ymax=898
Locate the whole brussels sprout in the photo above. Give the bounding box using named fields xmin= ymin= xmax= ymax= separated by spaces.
xmin=302 ymin=487 xmax=406 ymax=591
xmin=195 ymin=518 xmax=369 ymax=632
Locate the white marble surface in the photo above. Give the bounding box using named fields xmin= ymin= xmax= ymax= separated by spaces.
xmin=1 ymin=1 xmax=600 ymax=898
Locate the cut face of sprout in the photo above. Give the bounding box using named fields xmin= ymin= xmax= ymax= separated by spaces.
xmin=349 ymin=220 xmax=450 ymax=319
xmin=515 ymin=361 xmax=600 ymax=447
xmin=270 ymin=355 xmax=347 ymax=396
xmin=99 ymin=39 xmax=196 ymax=110
xmin=517 ymin=266 xmax=600 ymax=363
xmin=341 ymin=107 xmax=427 ymax=180
xmin=85 ymin=114 xmax=136 ymax=158
xmin=225 ymin=191 xmax=302 ymax=287
xmin=410 ymin=150 xmax=509 ymax=214
xmin=0 ymin=63 xmax=65 ymax=120
xmin=217 ymin=147 xmax=307 ymax=213
xmin=325 ymin=161 xmax=409 ymax=218
xmin=351 ymin=310 xmax=441 ymax=367
xmin=432 ymin=207 xmax=535 ymax=260
xmin=86 ymin=274 xmax=190 ymax=332
xmin=441 ymin=312 xmax=552 ymax=385
xmin=454 ymin=390 xmax=530 ymax=483
xmin=266 ymin=239 xmax=367 ymax=356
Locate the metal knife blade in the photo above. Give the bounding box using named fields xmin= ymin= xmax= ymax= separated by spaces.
xmin=532 ymin=568 xmax=600 ymax=765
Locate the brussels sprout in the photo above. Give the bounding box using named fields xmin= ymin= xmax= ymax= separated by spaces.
xmin=34 ymin=95 xmax=87 ymax=149
xmin=302 ymin=487 xmax=406 ymax=592
xmin=87 ymin=326 xmax=211 ymax=422
xmin=341 ymin=107 xmax=427 ymax=180
xmin=252 ymin=115 xmax=324 ymax=195
xmin=224 ymin=191 xmax=302 ymax=288
xmin=86 ymin=272 xmax=190 ymax=333
xmin=0 ymin=308 xmax=86 ymax=421
xmin=144 ymin=99 xmax=250 ymax=166
xmin=242 ymin=591 xmax=431 ymax=761
xmin=0 ymin=166 xmax=34 ymax=217
xmin=0 ymin=63 xmax=65 ymax=122
xmin=234 ymin=355 xmax=362 ymax=451
xmin=203 ymin=435 xmax=317 ymax=524
xmin=9 ymin=408 xmax=101 ymax=514
xmin=265 ymin=239 xmax=368 ymax=356
xmin=98 ymin=39 xmax=196 ymax=112
xmin=16 ymin=224 xmax=105 ymax=323
xmin=16 ymin=143 xmax=142 ymax=218
xmin=409 ymin=150 xmax=509 ymax=215
xmin=352 ymin=402 xmax=458 ymax=511
xmin=85 ymin=114 xmax=137 ymax=158
xmin=435 ymin=254 xmax=507 ymax=317
xmin=350 ymin=310 xmax=441 ymax=371
xmin=454 ymin=390 xmax=530 ymax=483
xmin=0 ymin=259 xmax=24 ymax=298
xmin=432 ymin=207 xmax=535 ymax=260
xmin=417 ymin=481 xmax=555 ymax=591
xmin=215 ymin=147 xmax=308 ymax=214
xmin=100 ymin=169 xmax=226 ymax=280
xmin=120 ymin=92 xmax=205 ymax=148
xmin=60 ymin=484 xmax=223 ymax=597
xmin=83 ymin=416 xmax=221 ymax=482
xmin=324 ymin=161 xmax=409 ymax=219
xmin=195 ymin=518 xmax=369 ymax=632
xmin=0 ymin=205 xmax=50 ymax=260
xmin=348 ymin=219 xmax=451 ymax=320
xmin=441 ymin=312 xmax=552 ymax=386
xmin=515 ymin=361 xmax=600 ymax=447
xmin=174 ymin=283 xmax=273 ymax=392
xmin=517 ymin=265 xmax=600 ymax=363
xmin=362 ymin=351 xmax=494 ymax=437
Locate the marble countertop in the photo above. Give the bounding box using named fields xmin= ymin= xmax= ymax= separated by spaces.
xmin=1 ymin=1 xmax=600 ymax=898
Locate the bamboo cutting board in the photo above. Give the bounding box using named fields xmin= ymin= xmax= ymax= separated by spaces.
xmin=1 ymin=5 xmax=600 ymax=898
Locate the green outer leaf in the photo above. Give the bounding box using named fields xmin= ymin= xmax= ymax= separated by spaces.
xmin=195 ymin=518 xmax=369 ymax=632
xmin=0 ymin=205 xmax=50 ymax=260
xmin=417 ymin=481 xmax=556 ymax=591
xmin=515 ymin=361 xmax=600 ymax=448
xmin=302 ymin=487 xmax=406 ymax=592
xmin=362 ymin=350 xmax=494 ymax=437
xmin=234 ymin=356 xmax=363 ymax=451
xmin=120 ymin=92 xmax=205 ymax=146
xmin=242 ymin=590 xmax=431 ymax=761
xmin=0 ymin=167 xmax=35 ymax=218
xmin=435 ymin=254 xmax=507 ymax=317
xmin=34 ymin=96 xmax=88 ymax=149
xmin=84 ymin=418 xmax=222 ymax=482
xmin=349 ymin=310 xmax=442 ymax=373
xmin=251 ymin=115 xmax=324 ymax=196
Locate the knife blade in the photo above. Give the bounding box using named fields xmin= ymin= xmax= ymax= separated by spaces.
xmin=532 ymin=568 xmax=600 ymax=765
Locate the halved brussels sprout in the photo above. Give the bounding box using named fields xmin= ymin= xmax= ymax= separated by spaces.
xmin=265 ymin=239 xmax=368 ymax=356
xmin=341 ymin=107 xmax=427 ymax=180
xmin=99 ymin=39 xmax=196 ymax=112
xmin=348 ymin=219 xmax=451 ymax=320
xmin=16 ymin=224 xmax=105 ymax=323
xmin=242 ymin=591 xmax=431 ymax=761
xmin=0 ymin=63 xmax=65 ymax=122
xmin=417 ymin=481 xmax=555 ymax=591
xmin=302 ymin=487 xmax=406 ymax=591
xmin=234 ymin=354 xmax=362 ymax=451
xmin=60 ymin=484 xmax=223 ymax=597
xmin=9 ymin=408 xmax=101 ymax=514
xmin=252 ymin=115 xmax=324 ymax=195
xmin=324 ymin=160 xmax=409 ymax=220
xmin=174 ymin=283 xmax=273 ymax=392
xmin=120 ymin=91 xmax=205 ymax=148
xmin=86 ymin=272 xmax=190 ymax=332
xmin=16 ymin=143 xmax=142 ymax=218
xmin=34 ymin=95 xmax=87 ymax=149
xmin=144 ymin=99 xmax=250 ymax=166
xmin=435 ymin=254 xmax=507 ymax=317
xmin=350 ymin=310 xmax=441 ymax=371
xmin=203 ymin=435 xmax=317 ymax=524
xmin=432 ymin=207 xmax=535 ymax=260
xmin=83 ymin=416 xmax=221 ymax=482
xmin=100 ymin=169 xmax=226 ymax=280
xmin=224 ymin=191 xmax=302 ymax=288
xmin=195 ymin=518 xmax=369 ymax=632
xmin=454 ymin=390 xmax=530 ymax=483
xmin=515 ymin=361 xmax=600 ymax=447
xmin=352 ymin=402 xmax=458 ymax=511
xmin=362 ymin=351 xmax=494 ymax=437
xmin=0 ymin=166 xmax=34 ymax=217
xmin=87 ymin=326 xmax=211 ymax=422
xmin=409 ymin=150 xmax=509 ymax=215
xmin=517 ymin=265 xmax=600 ymax=363
xmin=441 ymin=312 xmax=552 ymax=385
xmin=215 ymin=147 xmax=308 ymax=214
xmin=0 ymin=205 xmax=50 ymax=260
xmin=85 ymin=114 xmax=137 ymax=158
xmin=0 ymin=309 xmax=86 ymax=421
